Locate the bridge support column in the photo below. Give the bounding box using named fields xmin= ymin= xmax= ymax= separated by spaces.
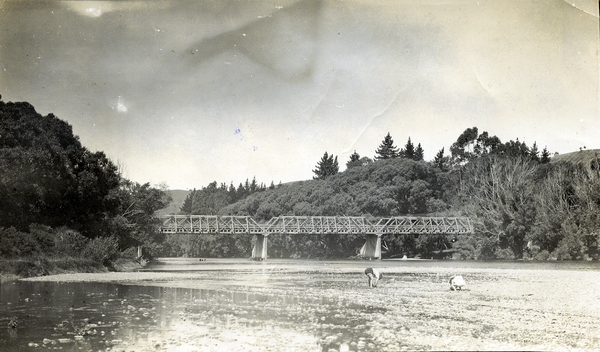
xmin=252 ymin=234 xmax=268 ymax=261
xmin=359 ymin=233 xmax=382 ymax=260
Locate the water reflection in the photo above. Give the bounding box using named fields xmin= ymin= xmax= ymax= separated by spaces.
xmin=1 ymin=280 xmax=372 ymax=351
xmin=4 ymin=259 xmax=599 ymax=351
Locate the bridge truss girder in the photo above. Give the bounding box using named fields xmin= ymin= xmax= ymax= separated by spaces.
xmin=263 ymin=216 xmax=374 ymax=235
xmin=375 ymin=217 xmax=473 ymax=235
xmin=159 ymin=215 xmax=473 ymax=235
xmin=158 ymin=215 xmax=473 ymax=261
xmin=159 ymin=215 xmax=264 ymax=234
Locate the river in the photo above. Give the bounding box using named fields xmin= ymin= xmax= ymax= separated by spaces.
xmin=2 ymin=258 xmax=600 ymax=351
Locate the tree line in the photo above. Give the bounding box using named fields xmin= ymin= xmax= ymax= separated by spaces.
xmin=165 ymin=127 xmax=600 ymax=261
xmin=2 ymin=97 xmax=598 ymax=263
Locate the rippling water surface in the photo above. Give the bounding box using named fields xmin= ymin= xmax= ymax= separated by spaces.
xmin=2 ymin=259 xmax=600 ymax=351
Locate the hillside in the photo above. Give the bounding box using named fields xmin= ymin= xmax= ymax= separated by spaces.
xmin=550 ymin=149 xmax=600 ymax=170
xmin=157 ymin=189 xmax=190 ymax=216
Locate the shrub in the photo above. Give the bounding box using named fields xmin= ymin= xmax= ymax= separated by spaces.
xmin=82 ymin=236 xmax=119 ymax=264
xmin=0 ymin=227 xmax=38 ymax=257
xmin=534 ymin=250 xmax=551 ymax=260
xmin=494 ymin=248 xmax=515 ymax=260
xmin=29 ymin=224 xmax=55 ymax=253
xmin=53 ymin=228 xmax=89 ymax=257
xmin=119 ymin=246 xmax=139 ymax=260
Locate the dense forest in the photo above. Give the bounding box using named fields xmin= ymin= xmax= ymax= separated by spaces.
xmin=2 ymin=97 xmax=600 ymax=271
xmin=0 ymin=97 xmax=171 ymax=275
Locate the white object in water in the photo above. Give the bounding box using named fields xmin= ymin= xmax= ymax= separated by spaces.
xmin=449 ymin=275 xmax=465 ymax=290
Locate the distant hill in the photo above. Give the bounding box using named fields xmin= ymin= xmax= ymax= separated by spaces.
xmin=156 ymin=189 xmax=190 ymax=216
xmin=550 ymin=149 xmax=600 ymax=170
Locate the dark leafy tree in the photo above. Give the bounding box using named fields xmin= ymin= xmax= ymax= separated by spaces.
xmin=0 ymin=99 xmax=121 ymax=234
xmin=180 ymin=189 xmax=197 ymax=214
xmin=541 ymin=147 xmax=551 ymax=164
xmin=499 ymin=139 xmax=530 ymax=159
xmin=402 ymin=137 xmax=415 ymax=160
xmin=359 ymin=156 xmax=373 ymax=166
xmin=475 ymin=131 xmax=502 ymax=155
xmin=313 ymin=152 xmax=339 ymax=179
xmin=414 ymin=143 xmax=424 ymax=161
xmin=450 ymin=127 xmax=479 ymax=164
xmin=530 ymin=142 xmax=540 ymax=162
xmin=374 ymin=133 xmax=399 ymax=160
xmin=227 ymin=182 xmax=237 ymax=202
xmin=188 ymin=181 xmax=231 ymax=215
xmin=346 ymin=150 xmax=362 ymax=169
xmin=433 ymin=148 xmax=446 ymax=170
xmin=0 ymin=98 xmax=176 ymax=260
xmin=110 ymin=180 xmax=172 ymax=255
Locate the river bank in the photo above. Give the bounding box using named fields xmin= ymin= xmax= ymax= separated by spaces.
xmin=0 ymin=257 xmax=145 ymax=283
xmin=10 ymin=258 xmax=600 ymax=351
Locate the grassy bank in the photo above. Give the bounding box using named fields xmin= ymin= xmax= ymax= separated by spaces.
xmin=0 ymin=256 xmax=145 ymax=283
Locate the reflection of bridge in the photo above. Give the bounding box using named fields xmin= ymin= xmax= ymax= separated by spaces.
xmin=159 ymin=215 xmax=473 ymax=260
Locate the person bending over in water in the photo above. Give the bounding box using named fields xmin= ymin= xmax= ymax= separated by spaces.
xmin=449 ymin=275 xmax=465 ymax=291
xmin=364 ymin=267 xmax=382 ymax=288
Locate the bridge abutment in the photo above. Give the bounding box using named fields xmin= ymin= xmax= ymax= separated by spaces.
xmin=252 ymin=234 xmax=269 ymax=261
xmin=359 ymin=233 xmax=382 ymax=260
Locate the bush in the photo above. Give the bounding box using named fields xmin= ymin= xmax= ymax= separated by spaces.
xmin=0 ymin=227 xmax=38 ymax=258
xmin=53 ymin=228 xmax=89 ymax=257
xmin=82 ymin=236 xmax=119 ymax=264
xmin=495 ymin=248 xmax=516 ymax=260
xmin=29 ymin=224 xmax=56 ymax=253
xmin=534 ymin=250 xmax=551 ymax=260
xmin=119 ymin=246 xmax=139 ymax=260
xmin=554 ymin=233 xmax=584 ymax=260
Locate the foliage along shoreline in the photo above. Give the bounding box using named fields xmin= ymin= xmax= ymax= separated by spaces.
xmin=2 ymin=97 xmax=600 ymax=281
xmin=1 ymin=97 xmax=169 ymax=279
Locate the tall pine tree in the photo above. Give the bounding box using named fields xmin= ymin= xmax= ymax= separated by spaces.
xmin=540 ymin=147 xmax=551 ymax=164
xmin=375 ymin=133 xmax=399 ymax=160
xmin=346 ymin=150 xmax=362 ymax=169
xmin=180 ymin=189 xmax=197 ymax=214
xmin=402 ymin=137 xmax=415 ymax=160
xmin=434 ymin=148 xmax=446 ymax=170
xmin=313 ymin=152 xmax=339 ymax=179
xmin=530 ymin=142 xmax=540 ymax=162
xmin=414 ymin=143 xmax=424 ymax=161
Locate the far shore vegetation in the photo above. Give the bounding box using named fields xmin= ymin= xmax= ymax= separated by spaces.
xmin=2 ymin=97 xmax=600 ymax=279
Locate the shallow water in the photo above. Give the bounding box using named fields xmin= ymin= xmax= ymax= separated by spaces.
xmin=2 ymin=259 xmax=600 ymax=351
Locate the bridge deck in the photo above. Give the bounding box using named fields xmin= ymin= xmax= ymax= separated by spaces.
xmin=159 ymin=215 xmax=473 ymax=235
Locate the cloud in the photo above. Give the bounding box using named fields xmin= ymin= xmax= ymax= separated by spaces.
xmin=183 ymin=0 xmax=322 ymax=80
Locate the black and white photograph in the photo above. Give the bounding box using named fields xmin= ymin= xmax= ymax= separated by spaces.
xmin=1 ymin=0 xmax=599 ymax=350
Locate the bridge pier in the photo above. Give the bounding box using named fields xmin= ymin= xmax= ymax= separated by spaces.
xmin=252 ymin=233 xmax=269 ymax=261
xmin=359 ymin=233 xmax=382 ymax=260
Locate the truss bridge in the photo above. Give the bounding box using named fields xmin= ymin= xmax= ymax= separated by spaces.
xmin=158 ymin=215 xmax=473 ymax=260
xmin=160 ymin=215 xmax=263 ymax=234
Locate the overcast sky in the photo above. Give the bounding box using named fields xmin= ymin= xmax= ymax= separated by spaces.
xmin=1 ymin=0 xmax=598 ymax=190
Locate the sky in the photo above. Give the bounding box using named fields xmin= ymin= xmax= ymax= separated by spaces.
xmin=1 ymin=0 xmax=598 ymax=190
